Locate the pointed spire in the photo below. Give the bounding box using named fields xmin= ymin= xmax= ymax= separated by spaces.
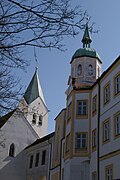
xmin=82 ymin=17 xmax=92 ymax=48
xmin=24 ymin=68 xmax=46 ymax=105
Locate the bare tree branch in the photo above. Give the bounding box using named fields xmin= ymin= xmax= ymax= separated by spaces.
xmin=0 ymin=0 xmax=88 ymax=115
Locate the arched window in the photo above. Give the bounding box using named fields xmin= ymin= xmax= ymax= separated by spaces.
xmin=88 ymin=64 xmax=93 ymax=75
xmin=38 ymin=115 xmax=43 ymax=126
xmin=9 ymin=143 xmax=15 ymax=157
xmin=32 ymin=113 xmax=37 ymax=124
xmin=77 ymin=64 xmax=82 ymax=76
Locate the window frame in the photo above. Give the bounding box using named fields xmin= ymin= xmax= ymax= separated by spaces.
xmin=103 ymin=81 xmax=110 ymax=105
xmin=67 ymin=102 xmax=72 ymax=122
xmin=105 ymin=164 xmax=113 ymax=180
xmin=102 ymin=118 xmax=110 ymax=144
xmin=92 ymin=128 xmax=97 ymax=151
xmin=75 ymin=132 xmax=88 ymax=151
xmin=114 ymin=72 xmax=120 ymax=97
xmin=92 ymin=95 xmax=97 ymax=116
xmin=76 ymin=100 xmax=88 ymax=119
xmin=66 ymin=133 xmax=70 ymax=153
xmin=114 ymin=110 xmax=120 ymax=139
xmin=92 ymin=171 xmax=97 ymax=180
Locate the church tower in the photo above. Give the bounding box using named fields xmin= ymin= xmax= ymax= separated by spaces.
xmin=68 ymin=20 xmax=102 ymax=89
xmin=19 ymin=67 xmax=48 ymax=138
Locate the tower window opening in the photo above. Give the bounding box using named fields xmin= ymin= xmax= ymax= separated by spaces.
xmin=88 ymin=64 xmax=93 ymax=76
xmin=77 ymin=64 xmax=82 ymax=76
xmin=32 ymin=113 xmax=37 ymax=124
xmin=9 ymin=143 xmax=15 ymax=157
xmin=38 ymin=115 xmax=43 ymax=126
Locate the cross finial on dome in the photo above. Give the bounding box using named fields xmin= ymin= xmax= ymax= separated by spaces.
xmin=82 ymin=17 xmax=92 ymax=48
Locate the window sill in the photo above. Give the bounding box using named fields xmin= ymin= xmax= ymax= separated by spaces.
xmin=76 ymin=114 xmax=88 ymax=119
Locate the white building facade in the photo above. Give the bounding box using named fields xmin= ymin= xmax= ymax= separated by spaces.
xmin=50 ymin=22 xmax=120 ymax=180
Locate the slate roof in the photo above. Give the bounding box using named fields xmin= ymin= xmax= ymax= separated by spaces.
xmin=25 ymin=132 xmax=55 ymax=149
xmin=0 ymin=109 xmax=16 ymax=128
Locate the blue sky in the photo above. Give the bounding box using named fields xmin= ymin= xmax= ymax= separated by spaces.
xmin=20 ymin=0 xmax=120 ymax=133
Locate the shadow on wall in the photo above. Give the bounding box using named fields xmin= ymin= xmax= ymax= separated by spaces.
xmin=0 ymin=150 xmax=27 ymax=180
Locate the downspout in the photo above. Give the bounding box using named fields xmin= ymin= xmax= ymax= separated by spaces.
xmin=97 ymin=82 xmax=100 ymax=180
xmin=59 ymin=138 xmax=64 ymax=180
xmin=48 ymin=141 xmax=52 ymax=180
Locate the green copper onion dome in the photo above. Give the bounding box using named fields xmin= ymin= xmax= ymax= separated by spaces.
xmin=72 ymin=47 xmax=101 ymax=61
xmin=71 ymin=19 xmax=101 ymax=63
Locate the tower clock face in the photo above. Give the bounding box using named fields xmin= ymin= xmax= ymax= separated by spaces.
xmin=88 ymin=64 xmax=93 ymax=75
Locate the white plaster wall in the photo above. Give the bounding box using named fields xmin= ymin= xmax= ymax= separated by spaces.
xmin=100 ymin=64 xmax=120 ymax=115
xmin=71 ymin=57 xmax=101 ymax=83
xmin=64 ymin=159 xmax=70 ymax=180
xmin=64 ymin=158 xmax=90 ymax=180
xmin=100 ymin=154 xmax=120 ymax=180
xmin=99 ymin=64 xmax=120 ymax=156
xmin=90 ymin=151 xmax=97 ymax=180
xmin=0 ymin=111 xmax=38 ymax=180
xmin=26 ymin=97 xmax=48 ymax=138
xmin=100 ymin=102 xmax=120 ymax=156
xmin=26 ymin=136 xmax=54 ymax=180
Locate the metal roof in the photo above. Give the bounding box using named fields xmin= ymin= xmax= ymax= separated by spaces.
xmin=24 ymin=68 xmax=46 ymax=105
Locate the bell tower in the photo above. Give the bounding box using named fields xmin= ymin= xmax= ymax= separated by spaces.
xmin=69 ymin=20 xmax=102 ymax=89
xmin=19 ymin=67 xmax=48 ymax=138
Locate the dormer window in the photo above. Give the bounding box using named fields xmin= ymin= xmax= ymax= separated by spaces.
xmin=77 ymin=64 xmax=82 ymax=76
xmin=32 ymin=113 xmax=37 ymax=124
xmin=38 ymin=115 xmax=43 ymax=126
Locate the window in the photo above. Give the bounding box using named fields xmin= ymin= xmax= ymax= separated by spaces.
xmin=114 ymin=111 xmax=120 ymax=137
xmin=41 ymin=150 xmax=46 ymax=165
xmin=92 ymin=171 xmax=97 ymax=180
xmin=92 ymin=129 xmax=97 ymax=150
xmin=67 ymin=103 xmax=72 ymax=121
xmin=88 ymin=64 xmax=93 ymax=76
xmin=75 ymin=132 xmax=87 ymax=150
xmin=114 ymin=72 xmax=120 ymax=96
xmin=32 ymin=113 xmax=37 ymax=124
xmin=77 ymin=64 xmax=82 ymax=76
xmin=29 ymin=155 xmax=33 ymax=168
xmin=105 ymin=164 xmax=113 ymax=180
xmin=76 ymin=100 xmax=88 ymax=117
xmin=35 ymin=153 xmax=39 ymax=167
xmin=66 ymin=134 xmax=70 ymax=152
xmin=103 ymin=119 xmax=110 ymax=143
xmin=92 ymin=95 xmax=97 ymax=115
xmin=9 ymin=143 xmax=15 ymax=157
xmin=98 ymin=67 xmax=100 ymax=77
xmin=38 ymin=115 xmax=43 ymax=125
xmin=104 ymin=82 xmax=110 ymax=105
